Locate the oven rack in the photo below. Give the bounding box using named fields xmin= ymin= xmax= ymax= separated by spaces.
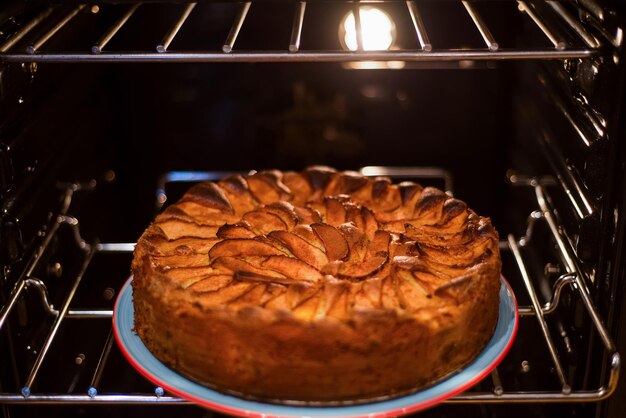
xmin=0 ymin=1 xmax=606 ymax=64
xmin=0 ymin=169 xmax=619 ymax=406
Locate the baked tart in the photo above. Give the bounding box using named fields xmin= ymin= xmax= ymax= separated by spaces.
xmin=131 ymin=166 xmax=501 ymax=402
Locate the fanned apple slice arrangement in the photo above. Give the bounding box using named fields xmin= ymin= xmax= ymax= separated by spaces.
xmin=136 ymin=166 xmax=499 ymax=320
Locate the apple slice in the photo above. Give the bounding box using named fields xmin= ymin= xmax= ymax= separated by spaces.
xmin=368 ymin=230 xmax=391 ymax=257
xmin=177 ymin=202 xmax=241 ymax=224
xmin=337 ymin=256 xmax=387 ymax=280
xmin=196 ymin=281 xmax=253 ymax=306
xmin=361 ymin=277 xmax=384 ymax=307
xmin=247 ymin=171 xmax=293 ymax=204
xmin=216 ymin=223 xmax=256 ymax=239
xmin=208 ymin=238 xmax=285 ymax=260
xmin=303 ymin=166 xmax=336 ymax=195
xmin=283 ymin=281 xmax=321 ymax=310
xmin=261 ymin=255 xmax=323 ymax=282
xmin=151 ymin=253 xmax=209 ymax=269
xmin=339 ymin=222 xmax=368 ymax=263
xmin=268 ymin=231 xmax=329 ymax=270
xmin=242 ymin=210 xmax=288 ymax=234
xmin=264 ymin=201 xmax=299 ymax=230
xmin=311 ymin=223 xmax=349 ymax=261
xmin=334 ymin=171 xmax=368 ymax=194
xmin=380 ymin=276 xmax=402 ymax=309
xmin=282 ymin=172 xmax=313 ymax=205
xmin=345 ymin=203 xmax=364 ymax=230
xmin=433 ymin=274 xmax=473 ymax=301
xmin=371 ymin=177 xmax=391 ymax=199
xmin=187 ymin=275 xmax=233 ymax=292
xmin=361 ymin=206 xmax=379 ymax=240
xmin=294 ymin=206 xmax=322 ymax=225
xmin=182 ymin=182 xmax=233 ymax=213
xmin=227 ymin=284 xmax=269 ymax=308
xmin=211 ymin=256 xmax=287 ymax=279
xmin=324 ymin=197 xmax=347 ymax=226
xmin=157 ymin=220 xmax=219 ymax=240
xmin=155 ymin=206 xmax=195 ymax=224
xmin=318 ymin=278 xmax=351 ymax=319
xmin=291 ymin=225 xmax=325 ymax=251
xmin=219 ymin=175 xmax=258 ymax=213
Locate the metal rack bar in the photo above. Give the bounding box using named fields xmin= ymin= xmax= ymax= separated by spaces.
xmin=575 ymin=0 xmax=605 ymax=21
xmin=2 ymin=389 xmax=623 ymax=404
xmin=66 ymin=310 xmax=113 ymax=319
xmin=537 ymin=133 xmax=594 ymax=220
xmin=0 ymin=394 xmax=189 ymax=404
xmin=88 ymin=330 xmax=115 ymax=397
xmin=223 ymin=2 xmax=251 ymax=53
xmin=92 ymin=3 xmax=141 ymax=54
xmin=97 ymin=243 xmax=135 ymax=253
xmin=0 ymin=217 xmax=63 ymax=330
xmin=508 ymin=234 xmax=571 ymax=393
xmin=27 ymin=5 xmax=85 ymax=54
xmin=547 ymin=1 xmax=600 ymax=48
xmin=406 ymin=1 xmax=432 ymax=52
xmin=462 ymin=1 xmax=498 ymax=51
xmin=535 ymin=184 xmax=615 ymax=353
xmin=353 ymin=3 xmax=364 ymax=51
xmin=490 ymin=368 xmax=503 ymax=396
xmin=538 ymin=72 xmax=605 ymax=146
xmin=517 ymin=273 xmax=576 ymax=316
xmin=538 ymin=77 xmax=599 ymax=147
xmin=359 ymin=166 xmax=453 ymax=194
xmin=22 ymin=243 xmax=98 ymax=396
xmin=289 ymin=1 xmax=306 ymax=53
xmin=0 ymin=7 xmax=55 ymax=53
xmin=156 ymin=3 xmax=196 ymax=53
xmin=518 ymin=1 xmax=566 ymax=50
xmin=1 ymin=49 xmax=595 ymax=63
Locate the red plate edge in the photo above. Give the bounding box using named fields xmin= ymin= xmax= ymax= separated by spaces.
xmin=113 ymin=276 xmax=519 ymax=418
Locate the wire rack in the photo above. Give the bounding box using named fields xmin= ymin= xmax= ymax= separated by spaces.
xmin=0 ymin=167 xmax=619 ymax=406
xmin=0 ymin=1 xmax=607 ymax=63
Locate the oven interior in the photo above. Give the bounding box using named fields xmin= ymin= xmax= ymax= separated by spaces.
xmin=0 ymin=1 xmax=625 ymax=417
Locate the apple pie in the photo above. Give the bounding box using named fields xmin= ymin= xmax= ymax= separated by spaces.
xmin=131 ymin=166 xmax=501 ymax=402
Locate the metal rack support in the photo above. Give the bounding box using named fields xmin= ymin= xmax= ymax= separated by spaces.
xmin=21 ymin=243 xmax=97 ymax=397
xmin=508 ymin=234 xmax=571 ymax=394
xmin=462 ymin=1 xmax=498 ymax=51
xmin=353 ymin=2 xmax=364 ymax=51
xmin=517 ymin=273 xmax=577 ymax=316
xmin=88 ymin=330 xmax=115 ymax=397
xmin=156 ymin=3 xmax=196 ymax=53
xmin=0 ymin=216 xmax=64 ymax=330
xmin=223 ymin=2 xmax=251 ymax=53
xmin=27 ymin=5 xmax=85 ymax=54
xmin=547 ymin=1 xmax=600 ymax=48
xmin=289 ymin=1 xmax=306 ymax=53
xmin=406 ymin=1 xmax=432 ymax=52
xmin=535 ymin=184 xmax=616 ymax=354
xmin=92 ymin=3 xmax=141 ymax=54
xmin=518 ymin=1 xmax=566 ymax=50
xmin=0 ymin=7 xmax=55 ymax=53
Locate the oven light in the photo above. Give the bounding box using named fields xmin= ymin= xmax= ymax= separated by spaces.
xmin=340 ymin=7 xmax=395 ymax=51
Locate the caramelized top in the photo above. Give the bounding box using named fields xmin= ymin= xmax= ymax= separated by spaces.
xmin=134 ymin=167 xmax=500 ymax=321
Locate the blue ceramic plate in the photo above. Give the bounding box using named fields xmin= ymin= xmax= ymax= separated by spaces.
xmin=113 ymin=277 xmax=518 ymax=418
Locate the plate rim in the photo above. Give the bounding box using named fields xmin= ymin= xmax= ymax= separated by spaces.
xmin=113 ymin=276 xmax=518 ymax=418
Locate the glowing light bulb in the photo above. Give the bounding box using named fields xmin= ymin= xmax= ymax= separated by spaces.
xmin=341 ymin=7 xmax=395 ymax=51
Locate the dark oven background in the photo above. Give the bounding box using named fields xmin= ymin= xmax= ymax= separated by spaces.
xmin=1 ymin=1 xmax=626 ymax=418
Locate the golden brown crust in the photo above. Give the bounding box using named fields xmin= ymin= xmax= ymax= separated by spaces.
xmin=132 ymin=166 xmax=501 ymax=401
